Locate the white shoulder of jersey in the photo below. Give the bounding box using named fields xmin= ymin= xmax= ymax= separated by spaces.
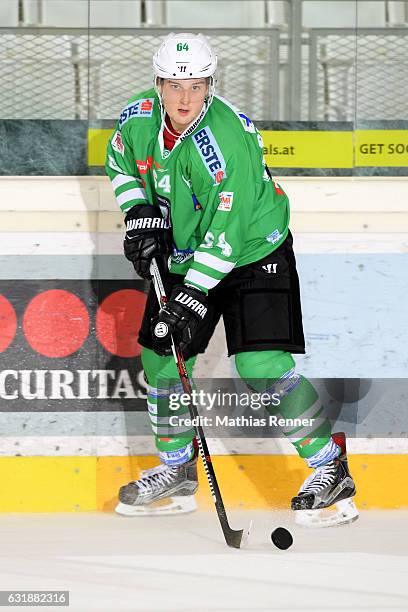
xmin=213 ymin=95 xmax=257 ymax=134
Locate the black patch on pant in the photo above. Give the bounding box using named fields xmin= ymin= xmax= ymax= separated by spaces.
xmin=240 ymin=289 xmax=293 ymax=344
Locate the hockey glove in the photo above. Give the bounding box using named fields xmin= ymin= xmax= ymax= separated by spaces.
xmin=151 ymin=285 xmax=208 ymax=356
xmin=124 ymin=205 xmax=172 ymax=279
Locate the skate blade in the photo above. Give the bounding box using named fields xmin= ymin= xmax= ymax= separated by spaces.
xmin=115 ymin=495 xmax=197 ymax=517
xmin=294 ymin=498 xmax=359 ymax=528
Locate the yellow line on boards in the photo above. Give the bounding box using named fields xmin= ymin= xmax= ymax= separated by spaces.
xmin=0 ymin=455 xmax=406 ymax=512
xmin=89 ymin=128 xmax=408 ymax=168
xmin=89 ymin=128 xmax=408 ymax=169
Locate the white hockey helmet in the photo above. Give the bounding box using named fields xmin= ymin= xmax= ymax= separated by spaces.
xmin=153 ymin=33 xmax=217 ymax=80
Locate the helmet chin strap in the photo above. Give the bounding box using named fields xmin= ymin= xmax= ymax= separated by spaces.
xmin=164 ymin=120 xmax=182 ymax=139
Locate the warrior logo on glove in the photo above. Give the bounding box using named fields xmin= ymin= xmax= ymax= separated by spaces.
xmin=174 ymin=291 xmax=207 ymax=318
xmin=126 ymin=217 xmax=168 ymax=232
xmin=154 ymin=321 xmax=169 ymax=338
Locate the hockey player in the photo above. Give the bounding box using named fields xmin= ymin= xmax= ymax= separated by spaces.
xmin=106 ymin=33 xmax=358 ymax=527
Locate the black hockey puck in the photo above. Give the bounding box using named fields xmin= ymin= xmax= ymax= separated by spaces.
xmin=271 ymin=527 xmax=293 ymax=550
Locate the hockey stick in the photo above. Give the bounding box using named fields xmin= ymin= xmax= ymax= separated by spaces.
xmin=150 ymin=258 xmax=252 ymax=549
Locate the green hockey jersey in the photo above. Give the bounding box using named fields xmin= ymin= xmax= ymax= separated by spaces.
xmin=106 ymin=88 xmax=290 ymax=293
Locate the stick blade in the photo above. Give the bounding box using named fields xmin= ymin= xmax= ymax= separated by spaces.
xmin=225 ymin=520 xmax=253 ymax=549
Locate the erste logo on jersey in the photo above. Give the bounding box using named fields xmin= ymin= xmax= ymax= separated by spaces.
xmin=111 ymin=131 xmax=125 ymax=155
xmin=193 ymin=127 xmax=227 ymax=185
xmin=217 ymin=191 xmax=234 ymax=212
xmin=119 ymin=98 xmax=154 ymax=127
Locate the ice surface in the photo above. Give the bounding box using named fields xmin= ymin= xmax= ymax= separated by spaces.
xmin=0 ymin=511 xmax=407 ymax=611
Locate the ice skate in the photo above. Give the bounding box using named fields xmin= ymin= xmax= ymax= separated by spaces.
xmin=115 ymin=457 xmax=198 ymax=516
xmin=292 ymin=433 xmax=359 ymax=527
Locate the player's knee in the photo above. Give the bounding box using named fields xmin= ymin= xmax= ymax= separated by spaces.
xmin=235 ymin=350 xmax=295 ymax=381
xmin=235 ymin=350 xmax=300 ymax=397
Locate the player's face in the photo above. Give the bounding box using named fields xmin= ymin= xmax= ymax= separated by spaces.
xmin=161 ymin=79 xmax=208 ymax=132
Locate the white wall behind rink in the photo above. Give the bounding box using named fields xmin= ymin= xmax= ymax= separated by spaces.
xmin=0 ymin=176 xmax=407 ymax=235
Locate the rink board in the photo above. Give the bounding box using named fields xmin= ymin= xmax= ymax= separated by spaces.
xmin=0 ymin=454 xmax=406 ymax=512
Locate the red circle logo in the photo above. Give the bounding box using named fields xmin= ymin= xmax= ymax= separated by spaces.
xmin=96 ymin=289 xmax=147 ymax=357
xmin=23 ymin=290 xmax=90 ymax=358
xmin=0 ymin=295 xmax=17 ymax=353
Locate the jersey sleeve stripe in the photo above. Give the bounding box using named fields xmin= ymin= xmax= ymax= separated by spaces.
xmin=116 ymin=188 xmax=148 ymax=207
xmin=194 ymin=251 xmax=236 ymax=273
xmin=112 ymin=174 xmax=142 ymax=190
xmin=189 ymin=262 xmax=225 ymax=281
xmin=184 ymin=268 xmax=220 ymax=290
